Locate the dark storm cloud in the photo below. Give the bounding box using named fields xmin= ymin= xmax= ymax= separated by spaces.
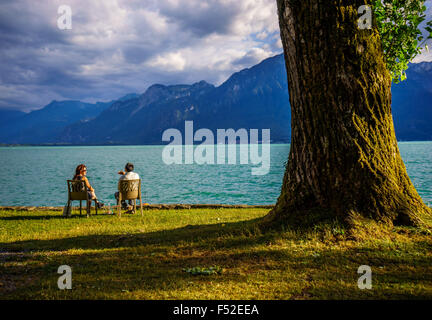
xmin=157 ymin=0 xmax=243 ymax=37
xmin=15 ymin=1 xmax=432 ymax=112
xmin=0 ymin=0 xmax=241 ymax=111
xmin=0 ymin=1 xmax=70 ymax=48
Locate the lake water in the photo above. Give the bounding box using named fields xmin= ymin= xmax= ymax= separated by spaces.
xmin=0 ymin=142 xmax=430 ymax=207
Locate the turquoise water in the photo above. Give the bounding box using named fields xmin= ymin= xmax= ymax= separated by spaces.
xmin=0 ymin=142 xmax=430 ymax=207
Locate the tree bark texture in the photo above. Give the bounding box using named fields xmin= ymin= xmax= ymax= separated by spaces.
xmin=264 ymin=0 xmax=431 ymax=227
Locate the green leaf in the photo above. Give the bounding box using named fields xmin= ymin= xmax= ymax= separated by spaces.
xmin=373 ymin=1 xmax=431 ymax=82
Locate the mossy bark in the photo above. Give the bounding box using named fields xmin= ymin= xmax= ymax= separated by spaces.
xmin=263 ymin=0 xmax=431 ymax=228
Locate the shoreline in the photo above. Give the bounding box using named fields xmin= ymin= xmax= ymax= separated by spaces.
xmin=0 ymin=204 xmax=275 ymax=212
xmin=1 ymin=140 xmax=432 ymax=147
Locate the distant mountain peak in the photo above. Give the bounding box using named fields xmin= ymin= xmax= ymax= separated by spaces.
xmin=410 ymin=61 xmax=432 ymax=73
xmin=117 ymin=93 xmax=139 ymax=102
xmin=146 ymin=83 xmax=167 ymax=91
xmin=138 ymin=84 xmax=171 ymax=106
xmin=192 ymin=80 xmax=214 ymax=87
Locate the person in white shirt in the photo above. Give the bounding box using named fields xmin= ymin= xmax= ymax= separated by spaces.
xmin=115 ymin=162 xmax=140 ymax=210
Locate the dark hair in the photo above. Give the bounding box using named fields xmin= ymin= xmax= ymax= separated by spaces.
xmin=73 ymin=164 xmax=86 ymax=180
xmin=125 ymin=162 xmax=134 ymax=172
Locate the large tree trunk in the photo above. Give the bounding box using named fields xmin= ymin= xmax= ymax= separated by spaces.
xmin=264 ymin=0 xmax=431 ymax=228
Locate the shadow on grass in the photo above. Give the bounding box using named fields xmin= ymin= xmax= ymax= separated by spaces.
xmin=0 ymin=215 xmax=90 ymax=221
xmin=3 ymin=235 xmax=432 ymax=299
xmin=0 ymin=217 xmax=276 ymax=252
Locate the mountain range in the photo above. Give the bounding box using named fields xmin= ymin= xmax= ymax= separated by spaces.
xmin=0 ymin=54 xmax=431 ymax=145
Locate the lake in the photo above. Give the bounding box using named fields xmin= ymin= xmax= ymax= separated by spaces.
xmin=0 ymin=142 xmax=431 ymax=207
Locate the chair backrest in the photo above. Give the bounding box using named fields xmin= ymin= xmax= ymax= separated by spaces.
xmin=118 ymin=179 xmax=141 ymax=200
xmin=67 ymin=180 xmax=89 ymax=201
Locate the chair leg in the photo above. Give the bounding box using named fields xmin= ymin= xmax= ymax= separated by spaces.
xmin=66 ymin=200 xmax=71 ymax=217
xmin=133 ymin=199 xmax=137 ymax=214
xmin=80 ymin=200 xmax=82 ymax=216
xmin=118 ymin=195 xmax=122 ymax=217
xmin=86 ymin=201 xmax=90 ymax=217
xmin=139 ymin=195 xmax=143 ymax=216
xmin=95 ymin=199 xmax=98 ymax=215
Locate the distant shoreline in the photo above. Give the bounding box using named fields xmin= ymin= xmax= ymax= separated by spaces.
xmin=0 ymin=142 xmax=287 ymax=147
xmin=1 ymin=140 xmax=431 ymax=147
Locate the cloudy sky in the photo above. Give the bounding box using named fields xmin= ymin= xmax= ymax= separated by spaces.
xmin=0 ymin=0 xmax=431 ymax=112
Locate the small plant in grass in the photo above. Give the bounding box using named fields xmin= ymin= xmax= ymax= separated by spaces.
xmin=331 ymin=227 xmax=345 ymax=236
xmin=183 ymin=266 xmax=223 ymax=276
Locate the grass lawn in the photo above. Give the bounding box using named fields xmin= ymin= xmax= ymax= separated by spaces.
xmin=0 ymin=207 xmax=431 ymax=299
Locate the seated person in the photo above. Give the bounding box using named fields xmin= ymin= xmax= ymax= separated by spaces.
xmin=115 ymin=162 xmax=140 ymax=210
xmin=73 ymin=164 xmax=104 ymax=209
